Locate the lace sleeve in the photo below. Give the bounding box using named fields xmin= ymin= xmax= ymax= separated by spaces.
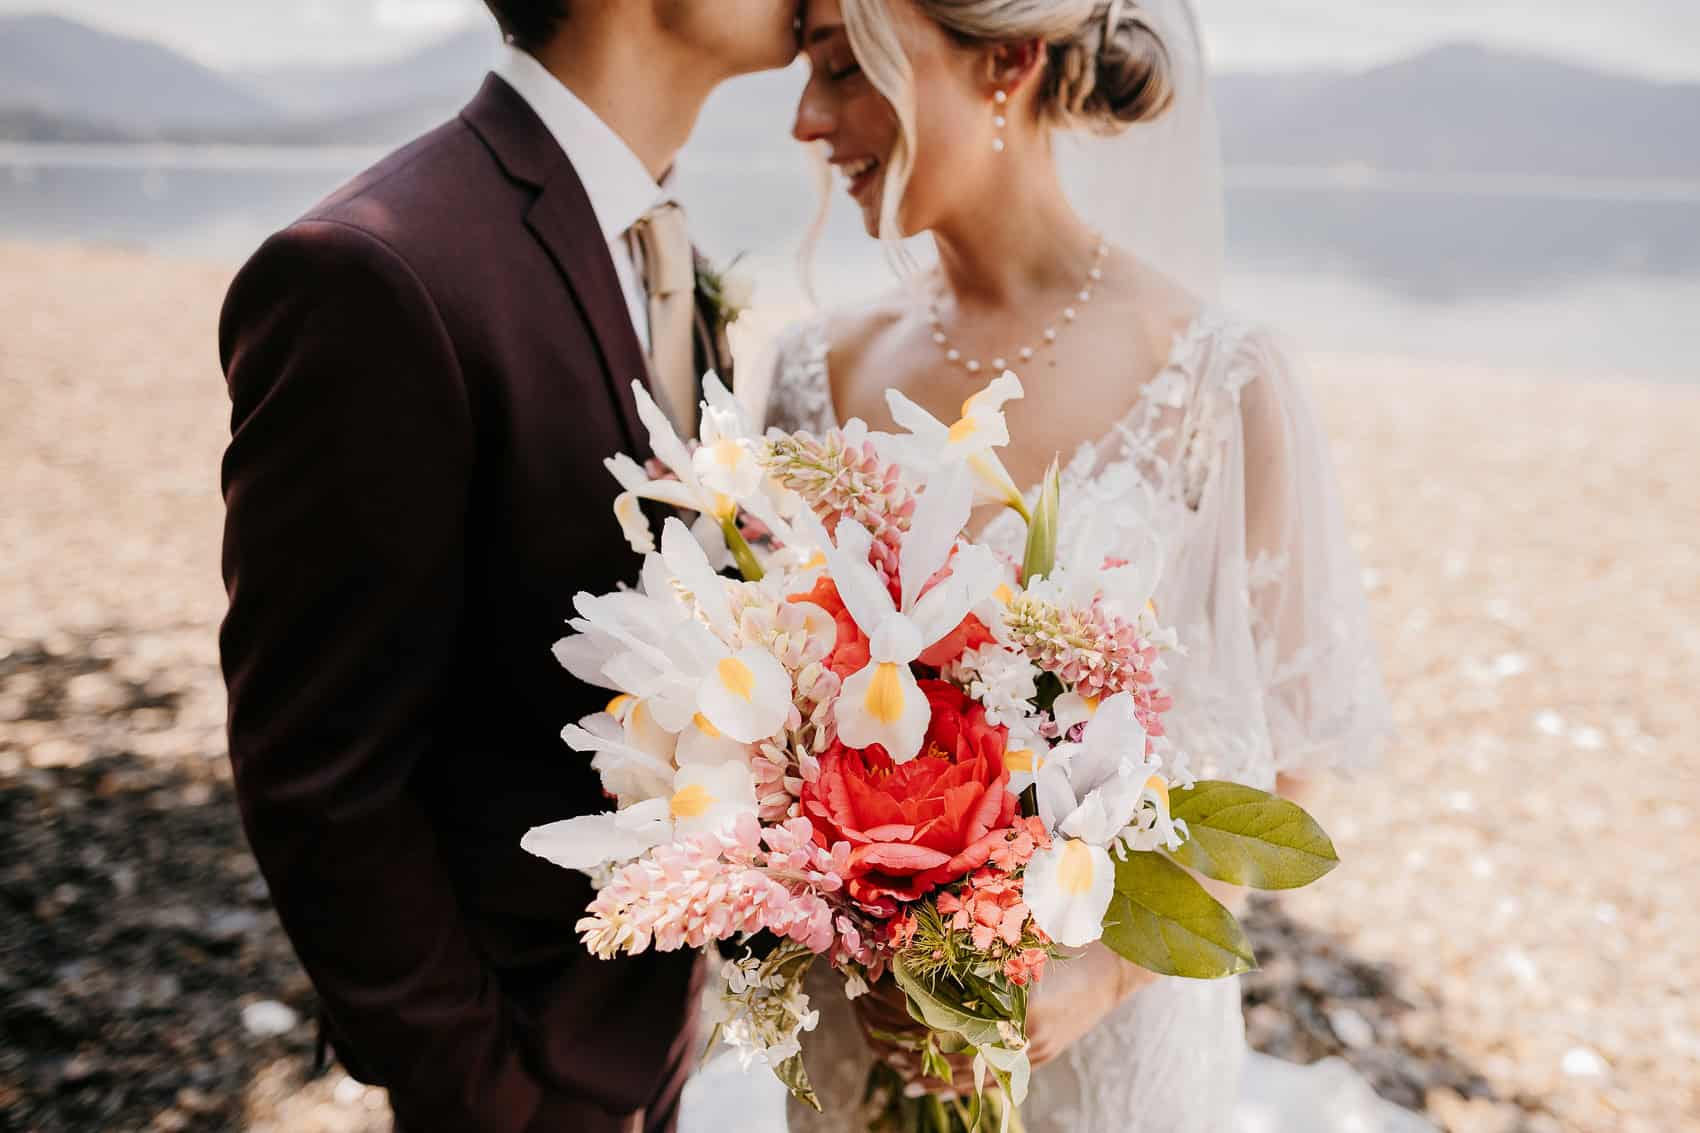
xmin=1240 ymin=330 xmax=1392 ymax=774
xmin=763 ymin=317 xmax=835 ymax=433
xmin=1201 ymin=329 xmax=1393 ymax=777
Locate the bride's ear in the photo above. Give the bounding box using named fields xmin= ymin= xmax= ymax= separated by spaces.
xmin=985 ymin=39 xmax=1045 ymax=99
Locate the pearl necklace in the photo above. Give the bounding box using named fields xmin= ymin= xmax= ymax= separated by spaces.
xmin=927 ymin=236 xmax=1110 ymax=375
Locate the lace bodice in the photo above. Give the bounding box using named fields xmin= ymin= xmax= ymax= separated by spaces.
xmin=764 ymin=312 xmax=1392 ymax=1133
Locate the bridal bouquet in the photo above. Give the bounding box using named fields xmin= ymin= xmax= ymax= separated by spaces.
xmin=525 ymin=373 xmax=1340 ymax=1131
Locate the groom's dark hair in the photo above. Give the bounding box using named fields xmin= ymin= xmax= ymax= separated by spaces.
xmin=483 ymin=0 xmax=569 ymax=50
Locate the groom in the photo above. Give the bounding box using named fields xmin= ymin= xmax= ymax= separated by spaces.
xmin=216 ymin=3 xmax=798 ymax=1130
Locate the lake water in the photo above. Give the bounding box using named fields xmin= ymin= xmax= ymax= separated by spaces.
xmin=4 ymin=143 xmax=1697 ymax=382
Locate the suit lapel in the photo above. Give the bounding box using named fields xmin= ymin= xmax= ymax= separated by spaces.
xmin=462 ymin=75 xmax=653 ymax=455
xmin=526 ymin=182 xmax=652 ymax=454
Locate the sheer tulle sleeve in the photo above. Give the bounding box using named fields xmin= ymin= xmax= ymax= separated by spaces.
xmin=763 ymin=318 xmax=834 ymax=433
xmin=1224 ymin=329 xmax=1393 ymax=776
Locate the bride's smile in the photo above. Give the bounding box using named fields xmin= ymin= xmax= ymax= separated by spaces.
xmin=830 ymin=154 xmax=881 ymax=203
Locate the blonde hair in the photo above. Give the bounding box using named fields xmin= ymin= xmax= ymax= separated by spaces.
xmin=829 ymin=0 xmax=1176 ymax=267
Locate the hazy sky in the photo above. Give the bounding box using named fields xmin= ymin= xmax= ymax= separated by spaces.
xmin=6 ymin=0 xmax=1700 ymax=80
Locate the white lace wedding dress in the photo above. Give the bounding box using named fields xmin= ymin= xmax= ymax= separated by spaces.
xmin=754 ymin=310 xmax=1431 ymax=1133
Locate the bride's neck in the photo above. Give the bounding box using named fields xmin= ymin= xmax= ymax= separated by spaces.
xmin=929 ymin=157 xmax=1100 ymax=309
xmin=534 ymin=23 xmax=722 ymax=181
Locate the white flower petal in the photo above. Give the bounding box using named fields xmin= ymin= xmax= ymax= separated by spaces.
xmin=1051 ymin=691 xmax=1102 ymax=736
xmin=561 ymin=713 xmax=676 ymax=805
xmin=628 ymin=479 xmax=707 ymax=513
xmin=965 ymin=450 xmax=1026 ymax=510
xmin=836 ymin=660 xmax=931 ymax=763
xmin=689 ymin=512 xmax=732 ymax=571
xmin=883 ymin=389 xmax=949 ymax=443
xmin=675 ymin=711 xmax=754 ymax=767
xmin=1033 ymin=758 xmax=1080 ymax=832
xmin=552 ymin=633 xmax=618 ymax=688
xmin=693 ymin=437 xmax=765 ymax=500
xmin=1072 ymin=692 xmax=1148 ymax=791
xmin=899 ymin=463 xmax=973 ymax=609
xmin=661 ymin=517 xmax=734 ymax=634
xmin=1024 ymin=838 xmax=1115 ymax=948
xmin=696 ymin=646 xmax=792 ymax=743
xmin=1002 ymin=737 xmax=1049 ymax=796
xmin=521 ymin=811 xmax=667 ymax=872
xmin=964 ymin=370 xmax=1025 ymax=416
xmin=668 ymin=761 xmax=758 ymax=837
xmin=818 ymin=521 xmax=897 ymax=634
xmin=632 ymin=381 xmax=703 ymax=487
xmin=909 ymin=543 xmax=1001 ymax=648
xmin=610 ymin=492 xmax=655 ymax=555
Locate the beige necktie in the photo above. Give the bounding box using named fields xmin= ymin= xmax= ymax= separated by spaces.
xmin=629 ymin=202 xmax=698 ymax=436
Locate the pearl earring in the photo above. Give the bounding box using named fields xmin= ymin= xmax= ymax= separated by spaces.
xmin=992 ymin=89 xmax=1008 ymax=153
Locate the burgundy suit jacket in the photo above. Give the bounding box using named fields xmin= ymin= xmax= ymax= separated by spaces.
xmin=218 ymin=76 xmax=710 ymax=1133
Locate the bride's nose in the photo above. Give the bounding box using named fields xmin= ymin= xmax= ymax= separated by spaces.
xmin=793 ymin=82 xmax=834 ymax=144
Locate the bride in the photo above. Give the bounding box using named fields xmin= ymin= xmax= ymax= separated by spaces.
xmin=757 ymin=1 xmax=1425 ymax=1130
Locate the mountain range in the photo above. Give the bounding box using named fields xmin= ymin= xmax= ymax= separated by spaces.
xmin=2 ymin=13 xmax=1697 ymax=179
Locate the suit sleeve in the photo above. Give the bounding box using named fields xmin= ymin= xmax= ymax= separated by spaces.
xmin=218 ymin=221 xmax=617 ymax=1133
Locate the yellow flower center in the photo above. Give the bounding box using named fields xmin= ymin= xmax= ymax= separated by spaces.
xmin=803 ymin=550 xmax=827 ymax=570
xmin=669 ymin=784 xmax=716 ymax=819
xmin=1004 ymin=748 xmax=1040 ymax=774
xmin=711 ymin=492 xmax=738 ymax=520
xmin=1058 ymin=839 xmax=1097 ymax=895
xmin=947 ymin=416 xmax=979 ymax=445
xmin=606 ymin=694 xmax=634 ymax=719
xmin=693 ymin=712 xmax=722 ymax=739
xmin=993 ymin=583 xmax=1015 ymax=606
xmin=864 ymin=662 xmax=907 ymax=724
xmin=712 ymin=439 xmax=744 ymax=468
xmin=716 ymin=657 xmax=756 ymax=703
xmin=1145 ymin=774 xmax=1170 ymax=809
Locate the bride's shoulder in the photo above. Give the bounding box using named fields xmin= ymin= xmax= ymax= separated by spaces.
xmin=819 ymin=289 xmax=913 ymax=376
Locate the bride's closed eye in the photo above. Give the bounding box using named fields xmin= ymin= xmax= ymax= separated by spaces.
xmin=824 ymin=51 xmax=861 ymax=83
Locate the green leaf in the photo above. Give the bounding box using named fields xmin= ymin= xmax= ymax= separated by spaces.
xmin=1020 ymin=459 xmax=1061 ymax=585
xmin=891 ymin=958 xmax=1030 ymax=1106
xmin=1167 ymin=780 xmax=1340 ymax=890
xmin=774 ymin=1050 xmax=820 ymax=1112
xmin=892 ymin=958 xmax=1006 ymax=1052
xmin=1102 ymin=851 xmax=1257 ymax=979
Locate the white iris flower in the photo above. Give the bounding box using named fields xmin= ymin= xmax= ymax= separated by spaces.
xmin=807 ymin=465 xmax=1001 ymax=764
xmin=521 ymin=758 xmax=759 ymax=872
xmin=605 ymin=375 xmax=797 ymax=562
xmin=1023 ymin=692 xmax=1177 ymax=948
xmin=554 ymin=518 xmax=793 ymax=745
xmin=883 ymin=372 xmax=1030 ymax=516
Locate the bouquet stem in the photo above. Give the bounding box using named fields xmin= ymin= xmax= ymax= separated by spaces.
xmin=865 ymin=1063 xmax=1025 ymax=1133
xmin=721 ymin=516 xmax=765 ymax=581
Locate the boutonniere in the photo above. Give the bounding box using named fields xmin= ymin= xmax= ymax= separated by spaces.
xmin=696 ymin=253 xmax=755 ymax=336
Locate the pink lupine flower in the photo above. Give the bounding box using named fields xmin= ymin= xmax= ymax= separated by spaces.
xmin=1002 ymin=593 xmax=1173 ymax=750
xmin=575 ymin=818 xmax=855 ymax=960
xmin=759 ymin=429 xmax=915 ymax=580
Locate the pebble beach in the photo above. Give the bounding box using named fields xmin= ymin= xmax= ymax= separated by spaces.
xmin=1 ymin=241 xmax=1695 ymax=1132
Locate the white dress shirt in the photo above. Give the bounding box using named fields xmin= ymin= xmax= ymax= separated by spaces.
xmin=492 ymin=46 xmax=668 ymax=348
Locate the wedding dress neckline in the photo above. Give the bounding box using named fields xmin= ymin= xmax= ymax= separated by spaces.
xmin=789 ymin=304 xmax=1226 ymax=493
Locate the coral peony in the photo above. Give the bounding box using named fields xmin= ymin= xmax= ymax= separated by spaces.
xmin=800 ymin=681 xmax=1016 ymax=914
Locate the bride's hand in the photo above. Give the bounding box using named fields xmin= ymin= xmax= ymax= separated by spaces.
xmin=1025 ymin=944 xmax=1157 ymax=1067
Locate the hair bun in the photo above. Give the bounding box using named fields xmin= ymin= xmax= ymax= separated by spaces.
xmin=1046 ymin=2 xmax=1176 ymax=133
